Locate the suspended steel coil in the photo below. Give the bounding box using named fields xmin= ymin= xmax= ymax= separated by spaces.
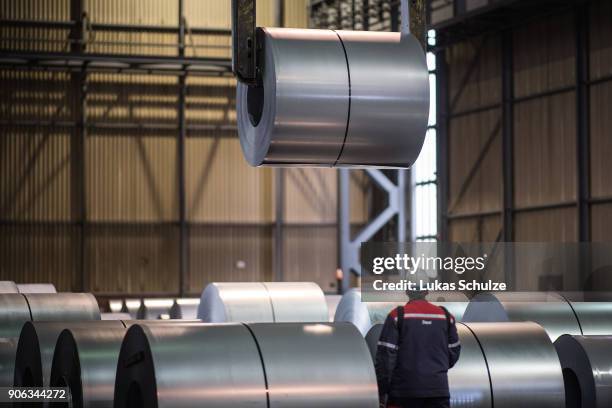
xmin=197 ymin=282 xmax=328 ymax=323
xmin=114 ymin=322 xmax=378 ymax=408
xmin=554 ymin=335 xmax=612 ymax=408
xmin=236 ymin=28 xmax=429 ymax=168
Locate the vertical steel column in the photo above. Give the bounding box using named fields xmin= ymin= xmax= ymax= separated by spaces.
xmin=70 ymin=0 xmax=88 ymax=291
xmin=362 ymin=0 xmax=369 ymax=31
xmin=436 ymin=48 xmax=449 ymax=242
xmin=178 ymin=0 xmax=188 ymax=296
xmin=575 ymin=3 xmax=591 ymax=288
xmin=274 ymin=0 xmax=284 ymax=282
xmin=502 ymin=30 xmax=515 ymax=288
xmin=397 ymin=170 xmax=407 ymax=242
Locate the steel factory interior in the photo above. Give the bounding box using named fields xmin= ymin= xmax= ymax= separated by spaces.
xmin=1 ymin=0 xmax=611 ymax=407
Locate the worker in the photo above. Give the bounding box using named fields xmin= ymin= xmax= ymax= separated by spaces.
xmin=375 ymin=290 xmax=461 ymax=408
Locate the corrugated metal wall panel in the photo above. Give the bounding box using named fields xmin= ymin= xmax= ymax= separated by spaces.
xmin=589 ymin=0 xmax=612 ymax=81
xmin=87 ymin=224 xmax=180 ymax=294
xmin=188 ymin=225 xmax=272 ymax=294
xmin=513 ymin=13 xmax=575 ymax=99
xmin=0 ymin=225 xmax=80 ymax=291
xmin=448 ymin=109 xmax=502 ymax=215
xmin=282 ymin=226 xmax=337 ymax=291
xmin=186 ymin=137 xmax=273 ymax=223
xmin=514 ymin=92 xmax=577 ymax=207
xmin=590 ymin=80 xmax=612 ymax=199
xmin=448 ymin=35 xmax=501 ymax=114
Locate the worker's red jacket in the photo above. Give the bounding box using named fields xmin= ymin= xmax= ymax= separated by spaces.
xmin=375 ymin=300 xmax=461 ymax=399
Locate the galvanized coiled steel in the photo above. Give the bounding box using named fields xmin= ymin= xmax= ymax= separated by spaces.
xmin=0 ymin=293 xmax=101 ymax=387
xmin=366 ymin=321 xmax=564 ymax=408
xmin=0 ymin=281 xmax=19 ymax=293
xmin=14 ymin=321 xmax=123 ymax=388
xmin=51 ymin=325 xmax=129 ymax=407
xmin=114 ymin=322 xmax=378 ymax=408
xmin=197 ymin=282 xmax=329 ymax=323
xmin=334 ymin=289 xmax=469 ymax=335
xmin=554 ymin=335 xmax=612 ymax=408
xmin=236 ymin=28 xmax=429 ymax=168
xmin=16 ymin=283 xmax=57 ymax=293
xmin=464 ymin=291 xmax=612 ymax=341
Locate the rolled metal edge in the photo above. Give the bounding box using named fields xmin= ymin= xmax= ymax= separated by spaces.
xmin=101 ymin=312 xmax=132 ymax=320
xmin=25 ymin=293 xmax=101 ymax=321
xmin=325 ymin=295 xmax=342 ymax=322
xmin=14 ymin=321 xmax=124 ymax=387
xmin=333 ymin=288 xmax=401 ymax=336
xmin=554 ymin=334 xmax=612 ymax=408
xmin=262 ymin=282 xmax=329 ymax=322
xmin=50 ymin=325 xmax=128 ymax=407
xmin=248 ymin=322 xmax=378 ymax=408
xmin=465 ymin=321 xmax=565 ymax=408
xmin=114 ymin=322 xmax=267 ymax=408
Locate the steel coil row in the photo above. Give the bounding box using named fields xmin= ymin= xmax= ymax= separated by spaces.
xmin=0 ymin=293 xmax=100 ymax=387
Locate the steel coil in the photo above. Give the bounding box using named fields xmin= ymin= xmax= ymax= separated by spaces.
xmin=463 ymin=292 xmax=581 ymax=341
xmin=0 ymin=294 xmax=31 ymax=339
xmin=114 ymin=322 xmax=267 ymax=408
xmin=554 ymin=335 xmax=612 ymax=408
xmin=114 ymin=322 xmax=377 ymax=408
xmin=365 ymin=323 xmax=492 ymax=408
xmin=467 ymin=322 xmax=565 ymax=408
xmin=236 ymin=28 xmax=428 ymax=168
xmin=137 ymin=298 xmax=174 ymax=320
xmin=14 ymin=321 xmax=123 ymax=388
xmin=17 ymin=283 xmax=57 ymax=293
xmin=335 ymin=289 xmax=468 ymax=335
xmin=169 ymin=298 xmax=200 ymax=319
xmin=50 ymin=326 xmax=129 ymax=407
xmin=197 ymin=282 xmax=328 ymax=323
xmin=248 ymin=322 xmax=378 ymax=407
xmin=0 ymin=281 xmax=19 ymax=293
xmin=25 ymin=293 xmax=101 ymax=321
xmin=0 ymin=337 xmax=18 ymax=387
xmin=560 ymin=292 xmax=612 ymax=335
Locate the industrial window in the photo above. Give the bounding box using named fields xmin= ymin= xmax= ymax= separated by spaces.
xmin=411 ymin=30 xmax=438 ymax=242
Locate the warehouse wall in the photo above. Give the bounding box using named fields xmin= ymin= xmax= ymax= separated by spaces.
xmin=0 ymin=0 xmax=370 ymax=295
xmin=443 ymin=0 xmax=612 ymax=289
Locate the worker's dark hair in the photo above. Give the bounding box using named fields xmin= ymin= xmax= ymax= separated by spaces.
xmin=406 ymin=289 xmax=429 ymax=300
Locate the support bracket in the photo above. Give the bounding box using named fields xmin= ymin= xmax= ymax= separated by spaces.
xmin=232 ymin=0 xmax=258 ymax=85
